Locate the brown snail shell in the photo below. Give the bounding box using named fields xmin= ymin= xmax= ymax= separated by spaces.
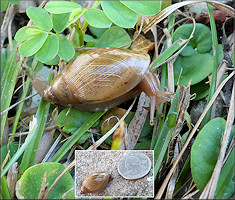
xmin=41 ymin=47 xmax=174 ymax=125
xmin=79 ymin=171 xmax=114 ymax=194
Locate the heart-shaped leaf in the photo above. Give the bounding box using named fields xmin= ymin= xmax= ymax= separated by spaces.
xmin=19 ymin=32 xmax=48 ymax=57
xmin=15 ymin=162 xmax=74 ymax=199
xmin=101 ymin=1 xmax=138 ymax=28
xmin=36 ymin=35 xmax=59 ymax=63
xmin=26 ymin=7 xmax=52 ymax=31
xmin=174 ymin=51 xmax=213 ymax=85
xmin=173 ymin=23 xmax=212 ymax=56
xmin=84 ymin=9 xmax=112 ymax=28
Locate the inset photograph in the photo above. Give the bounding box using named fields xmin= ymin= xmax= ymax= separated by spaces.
xmin=75 ymin=150 xmax=154 ymax=198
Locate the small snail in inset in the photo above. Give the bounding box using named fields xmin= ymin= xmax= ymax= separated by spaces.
xmin=32 ymin=35 xmax=174 ymax=125
xmin=79 ymin=171 xmax=114 ymax=194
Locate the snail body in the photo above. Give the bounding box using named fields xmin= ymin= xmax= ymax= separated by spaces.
xmin=42 ymin=48 xmax=174 ymax=125
xmin=79 ymin=171 xmax=113 ymax=194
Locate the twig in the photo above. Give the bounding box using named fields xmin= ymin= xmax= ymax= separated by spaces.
xmin=155 ymin=71 xmax=234 ymax=199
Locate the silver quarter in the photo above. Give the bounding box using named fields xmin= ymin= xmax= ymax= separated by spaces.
xmin=118 ymin=152 xmax=151 ymax=180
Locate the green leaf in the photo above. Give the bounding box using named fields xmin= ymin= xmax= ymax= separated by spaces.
xmin=174 ymin=52 xmax=213 ymax=85
xmin=84 ymin=9 xmax=112 ymax=28
xmin=56 ymin=108 xmax=99 ymax=134
xmin=45 ymin=1 xmax=82 ymax=14
xmin=101 ymin=1 xmax=138 ymax=28
xmin=51 ymin=13 xmax=70 ymax=33
xmin=191 ymin=78 xmax=210 ymax=100
xmin=36 ymin=35 xmax=59 ymax=63
xmin=1 ymin=1 xmax=8 ymax=12
xmin=19 ymin=32 xmax=48 ymax=57
xmin=191 ymin=118 xmax=234 ymax=196
xmin=120 ymin=1 xmax=161 ymax=16
xmin=26 ymin=7 xmax=52 ymax=31
xmin=173 ymin=23 xmax=212 ymax=55
xmin=14 ymin=26 xmax=43 ymax=42
xmin=95 ymin=26 xmax=131 ymax=48
xmin=58 ymin=38 xmax=75 ymax=61
xmin=16 ymin=163 xmax=74 ymax=199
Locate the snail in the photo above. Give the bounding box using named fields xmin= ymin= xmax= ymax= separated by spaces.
xmin=79 ymin=171 xmax=114 ymax=194
xmin=32 ymin=36 xmax=174 ymax=125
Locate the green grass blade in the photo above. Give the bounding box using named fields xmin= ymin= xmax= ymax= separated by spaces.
xmin=1 ymin=176 xmax=11 ymax=199
xmin=201 ymin=3 xmax=218 ymax=127
xmin=51 ymin=111 xmax=106 ymax=162
xmin=18 ymin=99 xmax=50 ymax=175
xmin=1 ymin=117 xmax=38 ymax=178
xmin=153 ymin=88 xmax=180 ymax=180
xmin=151 ymin=38 xmax=187 ymax=70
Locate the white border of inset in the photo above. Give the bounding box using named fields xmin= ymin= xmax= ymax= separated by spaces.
xmin=75 ymin=150 xmax=154 ymax=198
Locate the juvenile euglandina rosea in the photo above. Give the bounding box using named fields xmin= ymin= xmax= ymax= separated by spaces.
xmin=79 ymin=171 xmax=114 ymax=194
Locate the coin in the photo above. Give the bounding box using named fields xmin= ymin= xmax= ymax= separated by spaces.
xmin=118 ymin=152 xmax=151 ymax=180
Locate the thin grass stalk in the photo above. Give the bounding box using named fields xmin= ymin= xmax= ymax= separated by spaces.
xmin=201 ymin=3 xmax=218 ymax=127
